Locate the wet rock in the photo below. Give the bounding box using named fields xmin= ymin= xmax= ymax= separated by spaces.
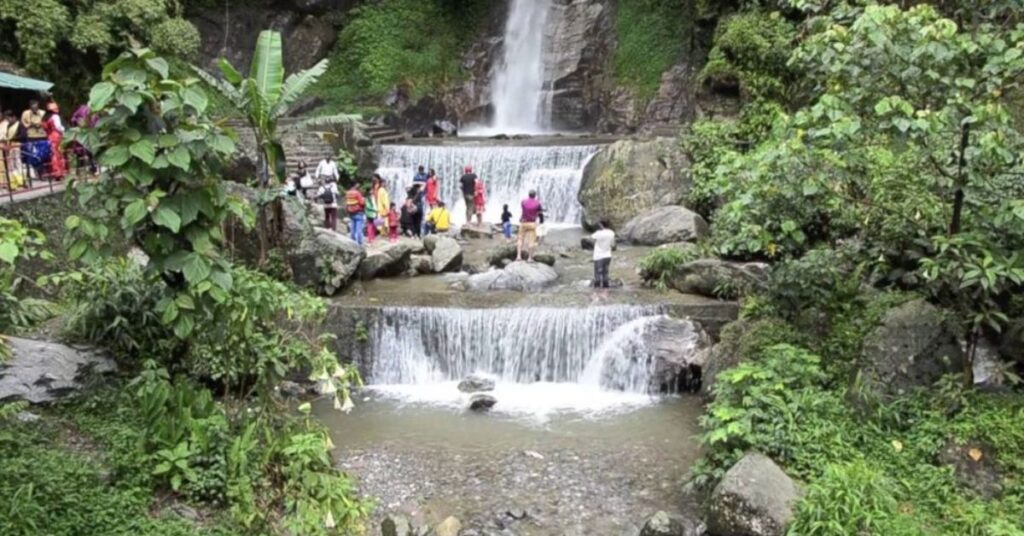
xmin=422 ymin=235 xmax=439 ymax=253
xmin=643 ymin=318 xmax=711 ymax=393
xmin=278 ymin=380 xmax=304 ymax=398
xmin=620 ymin=206 xmax=708 ymax=246
xmin=461 ymin=225 xmax=496 ymax=240
xmin=410 ymin=255 xmax=434 ymax=275
xmin=433 ymin=120 xmax=458 ymax=137
xmin=937 ymin=438 xmax=1003 ymax=499
xmin=466 ymin=262 xmax=558 ymax=292
xmin=458 ymin=373 xmax=496 ymax=393
xmin=434 ymin=516 xmax=462 ymax=536
xmin=533 ymin=253 xmax=557 ymax=267
xmin=639 ymin=510 xmax=704 ymax=536
xmin=468 ymin=393 xmax=497 ymax=412
xmin=487 ymin=243 xmax=519 ymax=267
xmin=291 ymin=228 xmax=364 ymax=295
xmin=382 ymin=513 xmax=414 ymax=536
xmin=973 ymin=338 xmax=1009 ymax=391
xmin=998 ymin=318 xmax=1024 ymax=365
xmin=431 ymin=237 xmax=464 ymax=273
xmin=665 ymin=259 xmax=767 ymax=299
xmin=170 ymin=503 xmax=201 ymax=523
xmin=579 ymin=138 xmax=691 ymax=229
xmin=857 ymin=299 xmax=965 ymax=402
xmin=359 ymin=242 xmax=413 ymax=280
xmin=0 ymin=337 xmax=116 ymax=404
xmin=707 ymin=452 xmax=802 ymax=536
xmin=17 ymin=411 xmax=41 ymax=423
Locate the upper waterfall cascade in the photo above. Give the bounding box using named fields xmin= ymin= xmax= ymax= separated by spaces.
xmin=367 ymin=306 xmax=698 ymax=395
xmin=476 ymin=0 xmax=555 ymax=134
xmin=376 ymin=143 xmax=600 ymax=225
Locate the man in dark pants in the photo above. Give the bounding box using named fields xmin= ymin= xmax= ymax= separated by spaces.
xmin=459 ymin=165 xmax=477 ymax=224
xmin=591 ymin=219 xmax=615 ymax=296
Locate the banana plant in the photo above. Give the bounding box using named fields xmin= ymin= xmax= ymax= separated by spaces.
xmin=194 ymin=30 xmax=362 ymax=184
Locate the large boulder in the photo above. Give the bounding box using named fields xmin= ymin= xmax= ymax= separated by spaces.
xmin=639 ymin=511 xmax=705 ymax=536
xmin=0 ymin=338 xmax=116 ymax=404
xmin=621 ymin=206 xmax=708 ymax=246
xmin=857 ymin=299 xmax=965 ymax=401
xmin=707 ymin=452 xmax=803 ymax=536
xmin=487 ymin=243 xmax=519 ymax=267
xmin=578 ymin=138 xmax=692 ymax=229
xmin=643 ymin=318 xmax=711 ymax=393
xmin=701 ymin=319 xmax=795 ymax=400
xmin=458 ymin=373 xmax=496 ymax=393
xmin=381 ymin=514 xmax=414 ymax=536
xmin=468 ymin=393 xmax=497 ymax=412
xmin=289 ymin=228 xmax=364 ymax=295
xmin=431 ymin=236 xmax=464 ymax=273
xmin=358 ymin=242 xmax=413 ymax=280
xmin=665 ymin=259 xmax=767 ymax=299
xmin=465 ymin=262 xmax=558 ymax=292
xmin=433 ymin=516 xmax=462 ymax=536
xmin=937 ymin=438 xmax=1003 ymax=499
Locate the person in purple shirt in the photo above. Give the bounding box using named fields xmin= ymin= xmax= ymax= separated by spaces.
xmin=516 ymin=190 xmax=543 ymax=262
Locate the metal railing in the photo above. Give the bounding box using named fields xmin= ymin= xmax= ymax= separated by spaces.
xmin=1 ymin=141 xmax=97 ymax=203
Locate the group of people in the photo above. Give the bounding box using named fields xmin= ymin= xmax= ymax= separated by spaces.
xmin=0 ymin=99 xmax=97 ymax=190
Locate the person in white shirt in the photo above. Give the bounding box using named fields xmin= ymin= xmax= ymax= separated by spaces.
xmin=591 ymin=219 xmax=615 ymax=293
xmin=315 ymin=156 xmax=339 ymax=183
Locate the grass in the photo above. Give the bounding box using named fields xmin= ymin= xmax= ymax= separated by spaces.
xmin=613 ymin=0 xmax=693 ymax=102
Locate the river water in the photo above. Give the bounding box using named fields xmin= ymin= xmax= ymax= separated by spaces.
xmin=316 ymin=393 xmax=702 ymax=535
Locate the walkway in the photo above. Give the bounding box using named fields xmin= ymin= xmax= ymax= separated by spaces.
xmin=0 ymin=179 xmax=69 ymax=206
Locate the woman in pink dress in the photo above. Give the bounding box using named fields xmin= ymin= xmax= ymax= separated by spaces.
xmin=43 ymin=102 xmax=66 ymax=180
xmin=473 ymin=176 xmax=486 ymax=226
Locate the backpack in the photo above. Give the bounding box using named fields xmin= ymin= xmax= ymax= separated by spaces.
xmin=320 ymin=187 xmax=336 ymax=205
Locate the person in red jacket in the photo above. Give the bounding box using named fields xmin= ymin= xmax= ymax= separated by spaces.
xmin=387 ymin=202 xmax=400 ymax=242
xmin=425 ymin=168 xmax=440 ymax=208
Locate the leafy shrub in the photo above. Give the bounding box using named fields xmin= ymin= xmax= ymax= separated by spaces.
xmin=0 ymin=217 xmax=55 ymax=354
xmin=700 ymin=10 xmax=796 ymax=101
xmin=762 ymin=246 xmax=862 ymax=321
xmin=150 ymin=17 xmax=201 ymax=59
xmin=790 ymin=460 xmax=917 ymax=536
xmin=638 ymin=245 xmax=701 ymax=289
xmin=695 ymin=344 xmax=853 ymax=485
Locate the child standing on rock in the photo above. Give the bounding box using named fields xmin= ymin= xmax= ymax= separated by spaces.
xmin=387 ymin=202 xmax=399 ymax=242
xmin=501 ymin=204 xmax=513 ymax=241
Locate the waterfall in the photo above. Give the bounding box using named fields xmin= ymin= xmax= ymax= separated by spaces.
xmin=486 ymin=0 xmax=554 ymax=133
xmin=376 ymin=143 xmax=600 ymax=224
xmin=367 ymin=306 xmax=672 ymax=394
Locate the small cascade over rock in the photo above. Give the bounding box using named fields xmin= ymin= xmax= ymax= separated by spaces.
xmin=376 ymin=143 xmax=600 ymax=224
xmin=365 ymin=306 xmax=704 ymax=396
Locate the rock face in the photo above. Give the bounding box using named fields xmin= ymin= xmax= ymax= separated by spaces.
xmin=458 ymin=373 xmax=496 ymax=393
xmin=0 ymin=338 xmax=116 ymax=403
xmin=578 ymin=139 xmax=693 ymax=229
xmin=359 ymin=242 xmax=412 ymax=280
xmin=290 ymin=228 xmax=365 ymax=295
xmin=545 ymin=0 xmax=614 ymax=130
xmin=466 ymin=262 xmax=559 ymax=292
xmin=858 ymin=299 xmax=965 ymax=401
xmin=666 ymin=259 xmax=768 ymax=299
xmin=639 ymin=510 xmax=705 ymax=536
xmin=643 ymin=318 xmax=711 ymax=393
xmin=468 ymin=393 xmax=497 ymax=412
xmin=191 ymin=1 xmax=349 ymax=77
xmin=431 ymin=237 xmax=464 ymax=273
xmin=707 ymin=452 xmax=803 ymax=536
xmin=620 ymin=206 xmax=708 ymax=245
xmin=937 ymin=439 xmax=1003 ymax=499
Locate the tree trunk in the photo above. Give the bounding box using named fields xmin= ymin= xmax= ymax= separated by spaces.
xmin=948 ymin=123 xmax=970 ymax=235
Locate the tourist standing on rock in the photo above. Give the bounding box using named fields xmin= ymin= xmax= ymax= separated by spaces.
xmin=43 ymin=102 xmax=66 ymax=180
xmin=473 ymin=175 xmax=486 ymax=226
xmin=413 ymin=165 xmax=428 ymax=183
xmin=372 ymin=173 xmax=391 ymax=239
xmin=591 ymin=219 xmax=615 ymax=295
xmin=364 ymin=186 xmax=378 ymax=243
xmin=501 ymin=204 xmax=513 ymax=241
xmin=400 ymin=197 xmax=419 ymax=237
xmin=426 ymin=200 xmax=452 ymax=235
xmin=425 ymin=168 xmax=440 ymax=208
xmin=316 ymin=155 xmax=339 ymax=183
xmin=387 ymin=202 xmax=400 ymax=242
xmin=459 ymin=165 xmax=478 ymax=224
xmin=516 ymin=190 xmax=543 ymax=262
xmin=345 ymin=183 xmax=367 ymax=245
xmin=316 ymin=178 xmax=341 ymax=231
xmin=412 ymin=166 xmax=429 ymax=234
xmin=20 ymin=100 xmax=48 ymax=179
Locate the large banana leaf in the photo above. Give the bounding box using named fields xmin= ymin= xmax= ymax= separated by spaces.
xmin=192 ymin=65 xmax=246 ymax=109
xmin=271 ymin=58 xmax=329 ymax=119
xmin=250 ymin=30 xmax=285 ymax=108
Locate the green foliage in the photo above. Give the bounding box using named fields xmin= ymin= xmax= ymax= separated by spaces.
xmin=700 ymin=10 xmax=797 ymax=102
xmin=67 ymin=47 xmax=250 ymax=342
xmin=0 ymin=217 xmax=55 ymax=358
xmin=150 ymin=17 xmax=202 ymax=59
xmin=695 ymin=344 xmax=853 ymax=485
xmin=613 ymin=0 xmax=693 ymax=101
xmin=310 ymin=0 xmax=491 ymax=112
xmin=638 ymin=245 xmax=701 ymax=289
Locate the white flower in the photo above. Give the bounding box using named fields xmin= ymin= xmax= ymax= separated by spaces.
xmin=331 ymin=365 xmax=347 ymax=379
xmin=319 ymin=380 xmax=337 ymax=395
xmin=325 ymin=435 xmax=335 ymax=450
xmin=324 ymin=510 xmax=336 ymax=529
xmin=341 ymin=396 xmax=354 ymax=414
xmin=333 ymin=396 xmax=343 ymax=411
